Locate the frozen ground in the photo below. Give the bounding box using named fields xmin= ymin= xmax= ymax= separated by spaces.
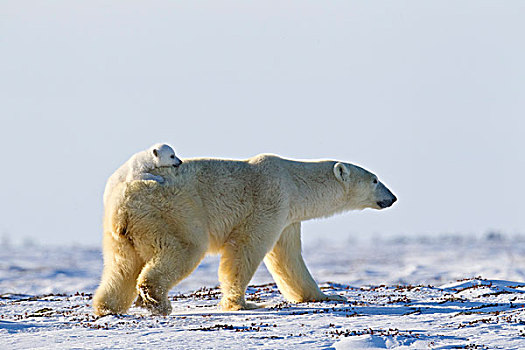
xmin=1 ymin=233 xmax=524 ymax=349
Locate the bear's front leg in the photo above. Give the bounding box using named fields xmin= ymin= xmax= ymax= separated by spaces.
xmin=218 ymin=224 xmax=283 ymax=311
xmin=264 ymin=222 xmax=347 ymax=303
xmin=218 ymin=244 xmax=262 ymax=311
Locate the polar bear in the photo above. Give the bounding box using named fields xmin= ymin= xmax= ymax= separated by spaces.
xmin=93 ymin=154 xmax=396 ymax=316
xmin=102 ymin=143 xmax=182 ymax=206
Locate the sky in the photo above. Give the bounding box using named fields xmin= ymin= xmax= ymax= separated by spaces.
xmin=1 ymin=1 xmax=524 ymax=246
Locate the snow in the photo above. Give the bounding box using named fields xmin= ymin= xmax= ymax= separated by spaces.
xmin=1 ymin=234 xmax=524 ymax=349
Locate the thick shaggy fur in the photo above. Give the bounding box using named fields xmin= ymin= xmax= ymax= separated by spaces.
xmin=93 ymin=154 xmax=396 ymax=316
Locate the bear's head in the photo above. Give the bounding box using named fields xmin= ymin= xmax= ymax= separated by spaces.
xmin=151 ymin=143 xmax=183 ymax=168
xmin=333 ymin=162 xmax=397 ymax=210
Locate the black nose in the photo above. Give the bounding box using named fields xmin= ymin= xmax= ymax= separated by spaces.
xmin=377 ymin=197 xmax=397 ymax=209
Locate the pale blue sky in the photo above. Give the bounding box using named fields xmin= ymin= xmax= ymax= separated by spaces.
xmin=1 ymin=1 xmax=524 ymax=245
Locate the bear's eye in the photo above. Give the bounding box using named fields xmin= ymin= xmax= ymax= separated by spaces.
xmin=170 ymin=155 xmax=175 ymax=159
xmin=373 ymin=179 xmax=378 ymax=184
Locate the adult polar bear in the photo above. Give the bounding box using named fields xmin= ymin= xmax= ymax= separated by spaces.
xmin=93 ymin=154 xmax=397 ymax=316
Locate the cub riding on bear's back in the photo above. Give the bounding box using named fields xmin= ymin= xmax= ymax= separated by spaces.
xmin=102 ymin=143 xmax=182 ymax=207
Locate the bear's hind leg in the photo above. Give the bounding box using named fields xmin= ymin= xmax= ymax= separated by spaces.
xmin=136 ymin=235 xmax=207 ymax=316
xmin=93 ymin=232 xmax=144 ymax=316
xmin=264 ymin=222 xmax=346 ymax=303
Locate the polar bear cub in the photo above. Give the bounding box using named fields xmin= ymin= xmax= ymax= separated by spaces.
xmin=103 ymin=143 xmax=182 ymax=206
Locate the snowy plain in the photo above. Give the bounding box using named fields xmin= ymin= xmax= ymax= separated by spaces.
xmin=1 ymin=233 xmax=524 ymax=349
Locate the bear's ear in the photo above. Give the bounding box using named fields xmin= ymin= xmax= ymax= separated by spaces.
xmin=333 ymin=162 xmax=351 ymax=183
xmin=152 ymin=149 xmax=158 ymax=157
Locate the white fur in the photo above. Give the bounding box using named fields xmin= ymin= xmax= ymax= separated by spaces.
xmin=93 ymin=154 xmax=396 ymax=316
xmin=103 ymin=143 xmax=182 ymax=206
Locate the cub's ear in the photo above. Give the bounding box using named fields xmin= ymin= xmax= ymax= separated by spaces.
xmin=333 ymin=162 xmax=351 ymax=183
xmin=152 ymin=149 xmax=158 ymax=157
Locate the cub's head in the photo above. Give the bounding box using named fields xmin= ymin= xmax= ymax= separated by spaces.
xmin=333 ymin=162 xmax=397 ymax=210
xmin=150 ymin=143 xmax=183 ymax=168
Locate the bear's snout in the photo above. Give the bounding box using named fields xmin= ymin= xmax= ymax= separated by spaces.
xmin=377 ymin=196 xmax=397 ymax=209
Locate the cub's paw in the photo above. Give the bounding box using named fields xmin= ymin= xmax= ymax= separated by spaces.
xmin=140 ymin=173 xmax=165 ymax=183
xmin=147 ymin=175 xmax=165 ymax=184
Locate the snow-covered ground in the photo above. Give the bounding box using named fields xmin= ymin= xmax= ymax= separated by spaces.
xmin=1 ymin=234 xmax=524 ymax=349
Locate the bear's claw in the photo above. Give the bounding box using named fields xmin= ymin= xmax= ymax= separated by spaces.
xmin=137 ymin=284 xmax=172 ymax=315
